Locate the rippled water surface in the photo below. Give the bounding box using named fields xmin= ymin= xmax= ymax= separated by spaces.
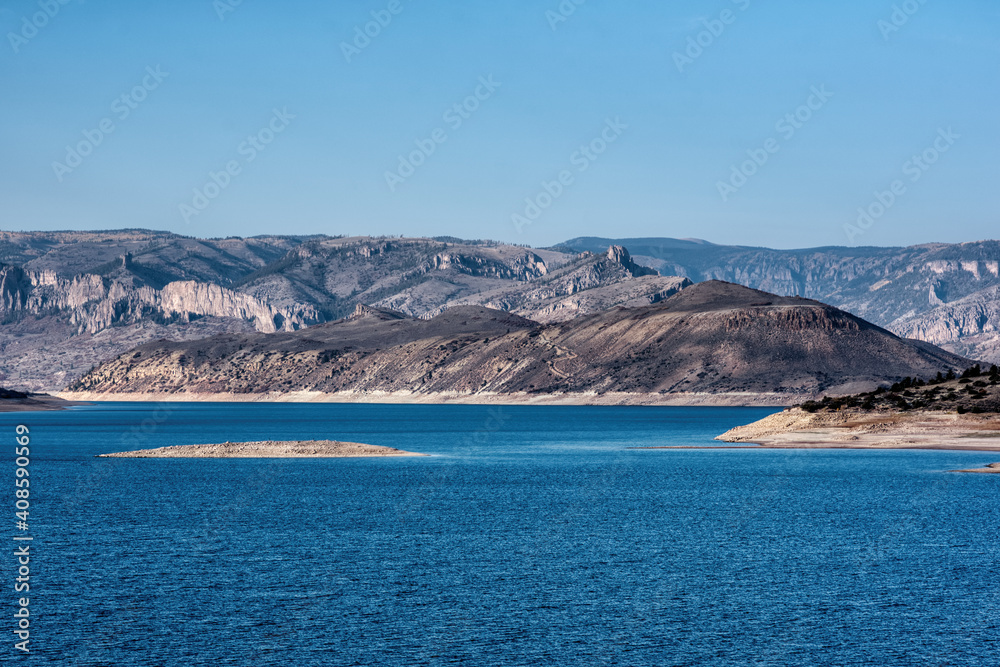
xmin=4 ymin=403 xmax=998 ymax=665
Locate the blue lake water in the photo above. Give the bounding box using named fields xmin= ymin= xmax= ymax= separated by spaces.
xmin=3 ymin=403 xmax=999 ymax=666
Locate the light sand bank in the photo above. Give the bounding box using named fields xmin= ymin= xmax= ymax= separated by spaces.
xmin=58 ymin=389 xmax=796 ymax=407
xmin=954 ymin=462 xmax=1000 ymax=473
xmin=715 ymin=409 xmax=1000 ymax=453
xmin=98 ymin=440 xmax=425 ymax=458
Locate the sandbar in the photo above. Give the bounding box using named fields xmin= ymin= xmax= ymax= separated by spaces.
xmin=98 ymin=440 xmax=426 ymax=458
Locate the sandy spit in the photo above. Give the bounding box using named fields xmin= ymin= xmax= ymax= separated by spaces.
xmin=58 ymin=390 xmax=798 ymax=407
xmin=98 ymin=440 xmax=426 ymax=458
xmin=716 ymin=409 xmax=1000 ymax=453
xmin=954 ymin=462 xmax=1000 ymax=474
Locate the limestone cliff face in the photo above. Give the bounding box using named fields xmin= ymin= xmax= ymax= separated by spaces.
xmin=0 ymin=265 xmax=316 ymax=334
xmin=427 ymin=249 xmax=549 ymax=280
xmin=893 ymin=286 xmax=1000 ymax=363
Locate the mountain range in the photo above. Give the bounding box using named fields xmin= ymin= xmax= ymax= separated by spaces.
xmin=1 ymin=230 xmax=997 ymax=392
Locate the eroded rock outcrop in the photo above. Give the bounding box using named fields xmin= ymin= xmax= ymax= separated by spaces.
xmin=0 ymin=265 xmax=316 ymax=334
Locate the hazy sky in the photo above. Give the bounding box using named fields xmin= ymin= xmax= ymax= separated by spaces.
xmin=2 ymin=0 xmax=997 ymax=248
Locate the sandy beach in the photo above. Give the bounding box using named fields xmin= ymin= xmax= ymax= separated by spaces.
xmin=98 ymin=440 xmax=426 ymax=458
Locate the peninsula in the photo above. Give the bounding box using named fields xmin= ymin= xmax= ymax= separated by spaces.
xmin=717 ymin=365 xmax=1000 ymax=453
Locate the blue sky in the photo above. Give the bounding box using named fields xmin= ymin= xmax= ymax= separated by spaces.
xmin=1 ymin=0 xmax=997 ymax=248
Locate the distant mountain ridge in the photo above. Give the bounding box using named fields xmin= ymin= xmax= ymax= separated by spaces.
xmin=0 ymin=232 xmax=681 ymax=390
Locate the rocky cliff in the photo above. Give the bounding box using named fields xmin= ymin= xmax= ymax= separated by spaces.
xmin=413 ymin=246 xmax=689 ymax=323
xmin=0 ymin=265 xmax=316 ymax=334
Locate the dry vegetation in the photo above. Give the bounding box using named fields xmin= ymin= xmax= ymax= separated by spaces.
xmin=799 ymin=364 xmax=1000 ymax=415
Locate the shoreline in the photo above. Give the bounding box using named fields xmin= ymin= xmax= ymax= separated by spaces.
xmin=954 ymin=462 xmax=1000 ymax=473
xmin=631 ymin=444 xmax=1000 ymax=453
xmin=0 ymin=394 xmax=90 ymax=413
xmin=56 ymin=390 xmax=797 ymax=408
xmin=715 ymin=409 xmax=1000 ymax=454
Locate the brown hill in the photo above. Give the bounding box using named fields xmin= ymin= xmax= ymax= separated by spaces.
xmin=65 ymin=282 xmax=972 ymax=405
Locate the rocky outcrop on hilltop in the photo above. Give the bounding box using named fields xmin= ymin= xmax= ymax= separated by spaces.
xmin=66 ymin=282 xmax=972 ymax=404
xmin=412 ymin=246 xmax=687 ymax=323
xmin=240 ymin=237 xmax=565 ymax=316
